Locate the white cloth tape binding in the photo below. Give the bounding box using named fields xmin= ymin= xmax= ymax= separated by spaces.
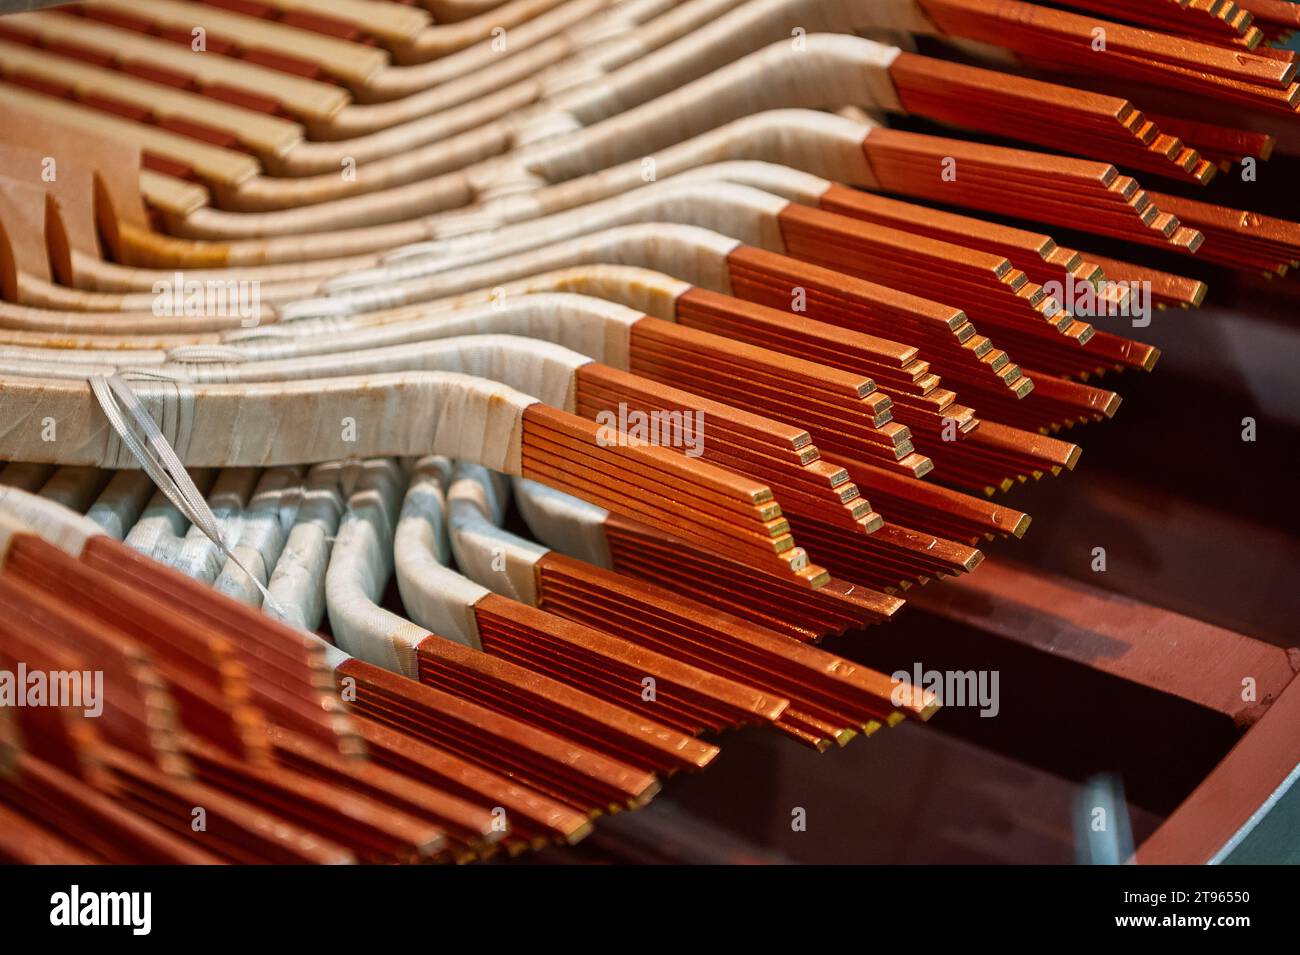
xmin=0 ymin=485 xmax=106 ymax=561
xmin=88 ymin=373 xmax=287 ymax=617
xmin=512 ymin=475 xmax=613 ymax=568
xmin=446 ymin=461 xmax=546 ymax=605
xmin=392 ymin=457 xmax=488 ymax=650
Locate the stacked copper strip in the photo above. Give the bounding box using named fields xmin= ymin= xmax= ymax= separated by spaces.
xmin=742 ymin=197 xmax=1137 ymax=409
xmin=770 ymin=204 xmax=1152 ymax=413
xmin=919 ymin=0 xmax=1300 ymax=114
xmin=575 ymin=363 xmax=881 ymax=532
xmin=533 ymin=552 xmax=935 ymax=749
xmin=1146 ymin=191 xmax=1300 ymax=275
xmin=782 ymin=510 xmax=983 ymax=592
xmin=413 ymin=612 xmax=761 ymax=762
xmin=775 ymin=203 xmax=1097 ymax=355
xmin=619 ymin=319 xmax=920 ymax=476
xmin=0 ymin=531 xmax=463 ymax=862
xmin=334 ymin=653 xmax=661 ymax=816
xmin=725 ymin=247 xmax=1028 ymax=404
xmin=862 ymin=129 xmax=1204 ymax=254
xmin=470 ymin=595 xmax=790 ymax=736
xmin=672 ymin=287 xmax=969 ymax=448
xmin=1236 ymin=0 xmax=1300 ymax=43
xmin=1082 ymin=253 xmax=1207 ymax=311
xmin=599 ymin=513 xmax=905 ymax=641
xmin=815 ymin=185 xmax=1106 ymax=297
xmin=889 ymin=52 xmax=1216 ymax=183
xmin=836 ymin=459 xmax=1031 ymax=546
xmin=521 ymin=403 xmax=824 ymax=585
xmin=1055 ymin=0 xmax=1260 ymax=47
xmin=719 ymin=249 xmax=1086 ymax=491
xmin=674 ymin=279 xmax=1113 ymax=443
xmin=1143 ymin=113 xmax=1275 ymax=170
xmin=2 ymin=501 xmax=744 ymax=860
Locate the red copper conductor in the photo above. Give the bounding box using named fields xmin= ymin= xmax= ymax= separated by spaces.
xmin=81 ymin=535 xmax=359 ymax=757
xmin=266 ymin=723 xmax=504 ymax=861
xmin=0 ymin=574 xmax=187 ymax=777
xmin=471 ymin=593 xmax=787 ymax=734
xmin=335 ymin=654 xmax=661 ymax=813
xmin=535 ymin=552 xmax=936 ymax=745
xmin=890 ymin=50 xmax=1214 ymax=182
xmin=411 ymin=613 xmax=726 ymax=772
xmin=3 ymin=534 xmax=271 ymax=763
xmin=0 ymin=753 xmax=221 ymax=863
xmin=521 ymin=403 xmax=823 ymax=583
xmin=349 ymin=714 xmax=595 ymax=851
xmin=1146 ymin=190 xmax=1300 ymax=276
xmin=600 ymin=513 xmax=903 ymax=641
xmin=918 ymin=0 xmax=1297 ymax=113
xmin=574 ymin=362 xmax=880 ymax=532
xmin=726 ymin=246 xmax=1028 ymax=403
xmin=861 ymin=128 xmax=1204 ymax=252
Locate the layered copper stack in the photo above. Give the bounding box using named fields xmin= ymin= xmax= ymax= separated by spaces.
xmin=1 ymin=0 xmax=1299 ymax=864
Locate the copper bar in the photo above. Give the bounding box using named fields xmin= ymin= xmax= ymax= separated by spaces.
xmin=336 ymin=654 xmax=661 ymax=812
xmin=0 ymin=753 xmax=220 ymax=864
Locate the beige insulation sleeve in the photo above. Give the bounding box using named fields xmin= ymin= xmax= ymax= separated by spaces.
xmin=372 ymin=179 xmax=790 ymax=282
xmin=325 ymin=458 xmax=430 ymax=678
xmin=520 ymin=0 xmax=735 ymax=133
xmin=213 ymin=466 xmax=303 ymax=607
xmin=0 ymin=348 xmax=174 ymax=369
xmin=446 ymin=461 xmax=548 ymax=605
xmin=151 ymin=468 xmax=258 ymax=583
xmin=482 ymin=265 xmax=691 ymax=320
xmin=0 ymin=484 xmax=106 ymax=560
xmin=122 ymin=469 xmax=215 ymax=557
xmin=667 ymin=158 xmax=833 ymax=205
xmin=0 ymin=293 xmax=642 ymax=373
xmin=313 ymin=632 xmax=354 ymax=673
xmin=282 ymin=223 xmax=740 ymax=320
xmin=534 ymin=111 xmax=876 ymax=209
xmin=512 ymin=475 xmax=613 ymax=569
xmin=35 ymin=466 xmax=104 ymax=513
xmin=539 ymin=0 xmax=931 ymax=133
xmin=191 ymin=294 xmax=642 ymax=372
xmin=0 ymin=372 xmax=536 ymax=472
xmin=395 ymin=109 xmax=872 ymax=247
xmin=84 ymin=470 xmax=155 ymax=540
xmin=234 ymin=273 xmax=682 ymax=347
xmin=524 ymin=33 xmax=901 ymax=184
xmin=393 ymin=456 xmax=489 ymax=650
xmin=156 ymin=335 xmax=591 ymax=415
xmin=266 ymin=462 xmax=345 ymax=632
xmin=505 ymin=0 xmax=922 ymax=170
xmin=0 ymin=357 xmax=124 ymax=380
xmin=123 ymin=490 xmax=190 ymax=562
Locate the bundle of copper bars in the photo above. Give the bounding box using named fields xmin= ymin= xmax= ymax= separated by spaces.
xmin=0 ymin=0 xmax=1298 ymax=864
